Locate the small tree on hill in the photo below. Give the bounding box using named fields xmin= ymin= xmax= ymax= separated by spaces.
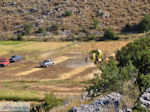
xmin=104 ymin=29 xmax=119 ymax=40
xmin=137 ymin=15 xmax=150 ymax=33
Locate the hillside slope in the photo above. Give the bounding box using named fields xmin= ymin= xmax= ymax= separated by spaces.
xmin=0 ymin=0 xmax=150 ymax=36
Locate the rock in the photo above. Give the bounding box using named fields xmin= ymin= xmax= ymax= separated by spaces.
xmin=70 ymin=93 xmax=122 ymax=112
xmin=103 ymin=12 xmax=110 ymax=18
xmin=140 ymin=88 xmax=150 ymax=108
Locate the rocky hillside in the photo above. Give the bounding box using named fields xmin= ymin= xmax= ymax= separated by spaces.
xmin=0 ymin=0 xmax=150 ymax=36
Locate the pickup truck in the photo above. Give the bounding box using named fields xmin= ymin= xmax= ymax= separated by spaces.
xmin=0 ymin=59 xmax=10 ymax=67
xmin=9 ymin=55 xmax=23 ymax=62
xmin=40 ymin=59 xmax=54 ymax=67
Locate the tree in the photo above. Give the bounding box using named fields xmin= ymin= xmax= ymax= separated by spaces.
xmin=122 ymin=23 xmax=132 ymax=33
xmin=137 ymin=15 xmax=150 ymax=33
xmin=86 ymin=57 xmax=138 ymax=97
xmin=116 ymin=37 xmax=150 ymax=74
xmin=104 ymin=29 xmax=119 ymax=40
xmin=22 ymin=24 xmax=33 ymax=35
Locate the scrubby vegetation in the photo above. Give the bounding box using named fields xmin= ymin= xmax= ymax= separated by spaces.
xmin=31 ymin=94 xmax=63 ymax=112
xmin=86 ymin=58 xmax=138 ymax=97
xmin=86 ymin=36 xmax=150 ymax=110
xmin=122 ymin=15 xmax=150 ymax=33
xmin=103 ymin=29 xmax=119 ymax=40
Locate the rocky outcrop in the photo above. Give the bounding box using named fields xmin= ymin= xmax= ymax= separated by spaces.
xmin=140 ymin=88 xmax=150 ymax=108
xmin=70 ymin=93 xmax=123 ymax=112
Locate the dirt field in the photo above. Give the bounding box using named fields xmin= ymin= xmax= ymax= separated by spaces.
xmin=0 ymin=41 xmax=130 ymax=98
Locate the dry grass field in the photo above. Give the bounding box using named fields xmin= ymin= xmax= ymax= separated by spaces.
xmin=0 ymin=40 xmax=131 ymax=102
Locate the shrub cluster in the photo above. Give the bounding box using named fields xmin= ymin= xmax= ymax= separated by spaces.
xmin=86 ymin=58 xmax=138 ymax=97
xmin=104 ymin=29 xmax=119 ymax=40
xmin=122 ymin=15 xmax=150 ymax=33
xmin=31 ymin=94 xmax=63 ymax=112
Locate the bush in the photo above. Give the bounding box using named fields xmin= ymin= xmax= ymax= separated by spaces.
xmin=22 ymin=23 xmax=33 ymax=35
xmin=116 ymin=37 xmax=150 ymax=74
xmin=86 ymin=57 xmax=138 ymax=97
xmin=49 ymin=24 xmax=59 ymax=31
xmin=122 ymin=23 xmax=132 ymax=33
xmin=132 ymin=101 xmax=147 ymax=112
xmin=138 ymin=74 xmax=150 ymax=92
xmin=64 ymin=10 xmax=72 ymax=17
xmin=17 ymin=35 xmax=23 ymax=41
xmin=104 ymin=29 xmax=119 ymax=40
xmin=137 ymin=15 xmax=150 ymax=33
xmin=37 ymin=27 xmax=45 ymax=33
xmin=43 ymin=94 xmax=63 ymax=112
xmin=93 ymin=19 xmax=99 ymax=29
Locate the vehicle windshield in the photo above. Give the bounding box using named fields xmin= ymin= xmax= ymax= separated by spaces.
xmin=0 ymin=60 xmax=6 ymax=62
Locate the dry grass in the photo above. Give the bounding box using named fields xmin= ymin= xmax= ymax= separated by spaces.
xmin=0 ymin=41 xmax=72 ymax=56
xmin=72 ymin=40 xmax=131 ymax=53
xmin=50 ymin=96 xmax=93 ymax=112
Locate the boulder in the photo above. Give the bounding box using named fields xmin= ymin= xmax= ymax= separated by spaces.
xmin=140 ymin=88 xmax=150 ymax=108
xmin=70 ymin=93 xmax=122 ymax=112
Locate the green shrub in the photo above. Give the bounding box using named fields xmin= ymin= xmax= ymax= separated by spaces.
xmin=116 ymin=37 xmax=150 ymax=74
xmin=138 ymin=74 xmax=150 ymax=92
xmin=122 ymin=23 xmax=132 ymax=33
xmin=43 ymin=94 xmax=63 ymax=112
xmin=132 ymin=101 xmax=147 ymax=112
xmin=37 ymin=27 xmax=45 ymax=33
xmin=104 ymin=29 xmax=119 ymax=40
xmin=86 ymin=57 xmax=138 ymax=97
xmin=22 ymin=23 xmax=33 ymax=35
xmin=17 ymin=35 xmax=23 ymax=41
xmin=137 ymin=15 xmax=150 ymax=33
xmin=93 ymin=19 xmax=99 ymax=29
xmin=64 ymin=10 xmax=72 ymax=17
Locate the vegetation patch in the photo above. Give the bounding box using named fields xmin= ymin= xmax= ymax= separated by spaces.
xmin=0 ymin=90 xmax=43 ymax=101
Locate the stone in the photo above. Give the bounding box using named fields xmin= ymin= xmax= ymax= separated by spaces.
xmin=140 ymin=88 xmax=150 ymax=108
xmin=70 ymin=93 xmax=122 ymax=112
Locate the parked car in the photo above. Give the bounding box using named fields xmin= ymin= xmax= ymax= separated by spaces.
xmin=0 ymin=59 xmax=10 ymax=67
xmin=40 ymin=59 xmax=54 ymax=67
xmin=9 ymin=55 xmax=23 ymax=62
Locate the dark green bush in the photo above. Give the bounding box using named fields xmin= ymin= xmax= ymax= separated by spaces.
xmin=104 ymin=29 xmax=119 ymax=40
xmin=43 ymin=94 xmax=63 ymax=112
xmin=137 ymin=15 xmax=150 ymax=33
xmin=22 ymin=23 xmax=33 ymax=35
xmin=116 ymin=37 xmax=150 ymax=74
xmin=17 ymin=35 xmax=23 ymax=41
xmin=37 ymin=27 xmax=45 ymax=33
xmin=64 ymin=10 xmax=72 ymax=17
xmin=122 ymin=23 xmax=132 ymax=33
xmin=138 ymin=74 xmax=150 ymax=92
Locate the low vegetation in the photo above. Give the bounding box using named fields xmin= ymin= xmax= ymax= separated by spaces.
xmin=103 ymin=29 xmax=119 ymax=40
xmin=86 ymin=36 xmax=150 ymax=111
xmin=0 ymin=90 xmax=43 ymax=101
xmin=31 ymin=94 xmax=63 ymax=112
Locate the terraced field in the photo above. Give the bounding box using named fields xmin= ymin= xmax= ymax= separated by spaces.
xmin=0 ymin=40 xmax=130 ymax=98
